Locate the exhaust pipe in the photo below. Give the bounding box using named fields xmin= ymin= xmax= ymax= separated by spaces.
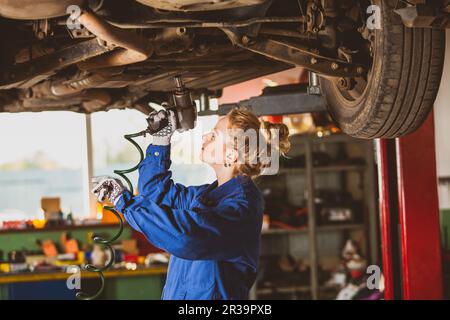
xmin=77 ymin=11 xmax=154 ymax=68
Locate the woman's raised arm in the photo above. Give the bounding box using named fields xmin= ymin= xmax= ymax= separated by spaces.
xmin=137 ymin=144 xmax=201 ymax=209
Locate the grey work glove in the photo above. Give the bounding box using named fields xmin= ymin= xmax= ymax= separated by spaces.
xmin=148 ymin=109 xmax=178 ymax=146
xmin=92 ymin=176 xmax=127 ymax=206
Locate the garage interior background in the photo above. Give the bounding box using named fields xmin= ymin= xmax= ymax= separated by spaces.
xmin=0 ymin=30 xmax=448 ymax=300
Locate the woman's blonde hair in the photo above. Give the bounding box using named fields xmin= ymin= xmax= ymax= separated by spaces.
xmin=227 ymin=108 xmax=290 ymax=178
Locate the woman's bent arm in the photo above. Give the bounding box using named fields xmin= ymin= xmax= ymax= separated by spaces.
xmin=116 ymin=190 xmax=253 ymax=261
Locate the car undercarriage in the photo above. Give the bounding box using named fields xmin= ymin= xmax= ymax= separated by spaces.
xmin=0 ymin=0 xmax=448 ymax=138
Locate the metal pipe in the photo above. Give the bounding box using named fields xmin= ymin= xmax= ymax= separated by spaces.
xmin=259 ymin=27 xmax=315 ymax=40
xmin=0 ymin=38 xmax=114 ymax=89
xmin=77 ymin=11 xmax=154 ymax=68
xmin=104 ymin=16 xmax=305 ymax=29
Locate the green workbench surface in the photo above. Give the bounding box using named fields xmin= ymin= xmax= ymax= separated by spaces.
xmin=0 ymin=266 xmax=167 ymax=300
xmin=0 ymin=266 xmax=167 ymax=284
xmin=0 ymin=225 xmax=167 ymax=299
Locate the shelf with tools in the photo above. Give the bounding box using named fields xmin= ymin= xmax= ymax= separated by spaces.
xmin=251 ymin=133 xmax=378 ymax=300
xmin=255 ymin=284 xmax=339 ymax=297
xmin=280 ymin=165 xmax=366 ymax=175
xmin=261 ymin=224 xmax=365 ymax=236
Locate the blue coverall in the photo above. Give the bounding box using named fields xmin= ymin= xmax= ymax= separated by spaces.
xmin=115 ymin=144 xmax=264 ymax=300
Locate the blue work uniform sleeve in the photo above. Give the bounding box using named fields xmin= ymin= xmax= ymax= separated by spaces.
xmin=115 ymin=191 xmax=252 ymax=261
xmin=137 ymin=144 xmax=197 ymax=209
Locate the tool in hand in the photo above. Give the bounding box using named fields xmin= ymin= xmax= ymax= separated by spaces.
xmin=79 ymin=75 xmax=197 ymax=300
xmin=145 ymin=75 xmax=197 ymax=135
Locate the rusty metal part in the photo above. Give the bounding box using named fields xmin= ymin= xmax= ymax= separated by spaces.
xmin=2 ymin=82 xmax=112 ymax=113
xmin=153 ymin=27 xmax=193 ymax=56
xmin=259 ymin=27 xmax=315 ymax=40
xmin=61 ymin=70 xmax=133 ymax=90
xmin=77 ymin=11 xmax=154 ymax=68
xmin=78 ymin=23 xmax=192 ymax=69
xmin=19 ymin=88 xmax=110 ymax=112
xmin=0 ymin=0 xmax=84 ymax=20
xmin=32 ymin=19 xmax=52 ymax=39
xmin=105 ymin=16 xmax=305 ymax=29
xmin=77 ymin=49 xmax=139 ymax=70
xmin=222 ymin=31 xmax=365 ymax=78
xmin=395 ymin=4 xmax=450 ymax=29
xmin=306 ymin=1 xmax=325 ymax=33
xmin=0 ymin=38 xmax=115 ymax=89
xmin=15 ymin=44 xmax=55 ymax=64
xmin=136 ymin=0 xmax=269 ymax=12
xmin=80 ymin=90 xmax=112 ymax=112
xmin=30 ymin=70 xmax=131 ymax=98
xmin=0 ymin=54 xmax=289 ymax=113
xmin=69 ymin=25 xmax=93 ymax=39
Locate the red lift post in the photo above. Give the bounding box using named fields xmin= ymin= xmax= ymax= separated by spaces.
xmin=378 ymin=112 xmax=443 ymax=300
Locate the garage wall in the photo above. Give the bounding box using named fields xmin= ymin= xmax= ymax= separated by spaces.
xmin=435 ymin=30 xmax=450 ymax=210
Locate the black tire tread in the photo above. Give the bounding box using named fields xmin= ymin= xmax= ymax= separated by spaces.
xmin=322 ymin=0 xmax=445 ymax=139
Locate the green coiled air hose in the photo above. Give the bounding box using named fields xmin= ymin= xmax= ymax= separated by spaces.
xmin=76 ymin=130 xmax=146 ymax=300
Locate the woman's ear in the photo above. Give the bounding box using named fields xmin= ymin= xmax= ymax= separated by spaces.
xmin=225 ymin=147 xmax=238 ymax=165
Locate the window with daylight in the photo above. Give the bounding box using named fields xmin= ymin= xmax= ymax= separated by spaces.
xmin=0 ymin=112 xmax=87 ymax=221
xmin=0 ymin=106 xmax=219 ymax=222
xmin=91 ymin=109 xmax=218 ymax=197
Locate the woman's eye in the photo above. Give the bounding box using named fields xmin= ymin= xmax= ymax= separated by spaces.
xmin=211 ymin=133 xmax=215 ymax=141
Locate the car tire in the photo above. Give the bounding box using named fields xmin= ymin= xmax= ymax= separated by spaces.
xmin=320 ymin=0 xmax=446 ymax=139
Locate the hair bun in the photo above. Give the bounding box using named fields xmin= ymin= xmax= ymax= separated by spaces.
xmin=227 ymin=108 xmax=291 ymax=178
xmin=260 ymin=121 xmax=291 ymax=156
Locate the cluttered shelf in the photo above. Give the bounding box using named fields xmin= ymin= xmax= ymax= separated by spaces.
xmin=279 ymin=165 xmax=366 ymax=175
xmin=256 ymin=285 xmax=341 ymax=296
xmin=254 ymin=237 xmax=378 ymax=300
xmin=297 ymin=132 xmax=368 ymax=145
xmin=0 ymin=265 xmax=167 ymax=285
xmin=256 ymin=285 xmax=311 ymax=295
xmin=0 ymin=196 xmax=129 ymax=235
xmin=0 ymin=213 xmax=170 ymax=295
xmin=314 ymin=165 xmax=366 ymax=173
xmin=252 ymin=131 xmax=377 ymax=300
xmin=261 ymin=224 xmax=364 ymax=236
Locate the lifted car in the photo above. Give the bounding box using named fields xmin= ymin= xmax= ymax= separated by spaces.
xmin=0 ymin=0 xmax=448 ymax=138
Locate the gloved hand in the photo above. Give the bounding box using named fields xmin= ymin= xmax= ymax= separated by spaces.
xmin=148 ymin=108 xmax=178 ymax=146
xmin=92 ymin=176 xmax=127 ymax=206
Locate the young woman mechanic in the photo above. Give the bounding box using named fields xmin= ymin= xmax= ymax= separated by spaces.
xmin=93 ymin=108 xmax=290 ymax=300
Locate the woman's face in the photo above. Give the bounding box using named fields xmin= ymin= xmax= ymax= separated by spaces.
xmin=201 ymin=116 xmax=231 ymax=166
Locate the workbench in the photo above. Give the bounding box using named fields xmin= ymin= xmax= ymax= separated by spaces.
xmin=0 ymin=266 xmax=167 ymax=300
xmin=0 ymin=224 xmax=167 ymax=299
